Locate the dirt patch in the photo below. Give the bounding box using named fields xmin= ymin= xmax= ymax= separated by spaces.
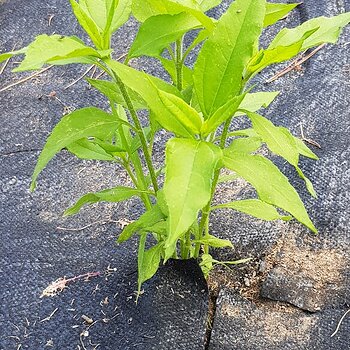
xmin=261 ymin=235 xmax=348 ymax=311
xmin=221 ymin=299 xmax=316 ymax=346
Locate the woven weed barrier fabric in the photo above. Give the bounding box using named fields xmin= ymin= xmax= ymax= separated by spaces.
xmin=1 ymin=0 xmax=349 ymax=349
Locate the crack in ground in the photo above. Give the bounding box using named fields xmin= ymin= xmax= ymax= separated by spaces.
xmin=204 ymin=291 xmax=219 ymax=350
xmin=0 ymin=148 xmax=41 ymax=157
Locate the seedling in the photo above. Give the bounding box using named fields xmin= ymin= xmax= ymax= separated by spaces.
xmin=2 ymin=0 xmax=350 ymax=291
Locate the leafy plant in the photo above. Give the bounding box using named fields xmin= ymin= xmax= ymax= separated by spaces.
xmin=3 ymin=0 xmax=350 ymax=291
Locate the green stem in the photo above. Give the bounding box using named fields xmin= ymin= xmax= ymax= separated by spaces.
xmin=113 ymin=74 xmax=159 ymax=193
xmin=175 ymin=38 xmax=183 ymax=91
xmin=180 ymin=230 xmax=191 ymax=259
xmin=198 ymin=116 xmax=234 ymax=249
xmin=110 ymin=101 xmax=152 ymax=210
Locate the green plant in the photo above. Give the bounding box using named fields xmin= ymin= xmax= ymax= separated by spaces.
xmin=2 ymin=0 xmax=349 ymax=292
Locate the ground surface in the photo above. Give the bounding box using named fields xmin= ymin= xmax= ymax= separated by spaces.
xmin=0 ymin=0 xmax=349 ymax=349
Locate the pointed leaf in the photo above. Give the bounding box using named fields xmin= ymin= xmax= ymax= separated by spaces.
xmin=70 ymin=0 xmax=103 ymax=48
xmin=132 ymin=0 xmax=214 ymax=31
xmin=155 ymin=86 xmax=203 ymax=136
xmin=107 ymin=59 xmax=202 ymax=138
xmin=193 ymin=0 xmax=265 ymax=117
xmin=294 ymin=137 xmax=319 ymax=160
xmin=223 ymin=153 xmax=317 ymax=232
xmin=198 ymin=0 xmax=222 ymax=11
xmin=64 ymin=187 xmax=148 ymax=216
xmin=87 ymin=78 xmax=147 ymax=110
xmin=118 ymin=205 xmax=166 ymax=243
xmin=31 ymin=107 xmax=119 ymax=190
xmin=246 ymin=112 xmax=316 ymax=197
xmin=66 ymin=138 xmax=121 ymax=161
xmin=13 ymin=35 xmax=106 ymax=72
xmin=212 ymin=199 xmax=290 ymax=221
xmin=79 ymin=0 xmax=108 ymax=29
xmin=225 ymin=137 xmax=262 ymax=155
xmin=163 ymin=139 xmax=222 ymax=258
xmin=138 ymin=242 xmax=163 ymax=290
xmin=201 ymin=94 xmax=246 ymax=136
xmin=0 ymin=48 xmax=27 ymax=66
xmin=235 ymin=91 xmax=280 ymax=116
xmin=129 ymin=13 xmax=201 ymax=59
xmin=110 ymin=0 xmax=132 ymax=32
xmin=264 ymin=3 xmax=300 ymax=27
xmin=270 ymin=12 xmax=350 ymax=51
xmin=194 ymin=235 xmax=233 ymax=248
xmin=246 ymin=28 xmax=318 ymax=78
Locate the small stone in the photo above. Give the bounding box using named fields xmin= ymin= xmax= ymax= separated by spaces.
xmin=259 ymin=261 xmax=266 ymax=273
xmin=8 ymin=177 xmax=17 ymax=185
xmin=243 ymin=277 xmax=251 ymax=287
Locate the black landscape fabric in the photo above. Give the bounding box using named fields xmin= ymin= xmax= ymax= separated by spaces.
xmin=0 ymin=0 xmax=349 ymax=350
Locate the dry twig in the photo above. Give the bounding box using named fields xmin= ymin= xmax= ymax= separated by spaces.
xmin=40 ymin=308 xmax=58 ymax=323
xmin=48 ymin=14 xmax=55 ymax=27
xmin=0 ymin=65 xmax=53 ymax=93
xmin=331 ymin=309 xmax=350 ymax=337
xmin=56 ymin=219 xmax=121 ymax=232
xmin=64 ymin=65 xmax=95 ymax=90
xmin=41 ymin=272 xmax=100 ymax=297
xmin=266 ymin=44 xmax=326 ymax=83
xmin=300 ymin=123 xmax=322 ymax=149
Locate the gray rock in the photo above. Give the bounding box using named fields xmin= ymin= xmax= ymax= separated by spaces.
xmin=260 ymin=236 xmax=349 ymax=312
xmin=209 ymin=288 xmax=350 ymax=350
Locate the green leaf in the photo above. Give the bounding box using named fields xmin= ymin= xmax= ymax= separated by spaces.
xmin=72 ymin=0 xmax=131 ymax=47
xmin=223 ymin=153 xmax=317 ymax=232
xmin=118 ymin=205 xmax=166 ymax=243
xmin=225 ymin=137 xmax=262 ymax=155
xmin=246 ymin=112 xmax=316 ymax=197
xmin=246 ymin=28 xmax=318 ymax=78
xmin=194 ymin=234 xmax=233 ymax=248
xmin=163 ymin=139 xmax=222 ymax=259
xmin=64 ymin=186 xmax=147 ymax=216
xmin=132 ymin=0 xmax=215 ymax=31
xmin=155 ymin=86 xmax=203 ymax=137
xmin=129 ymin=13 xmax=201 ymax=59
xmin=264 ymin=2 xmax=300 ymax=27
xmin=70 ymin=0 xmax=103 ymax=48
xmin=110 ymin=0 xmax=132 ymax=32
xmin=0 ymin=48 xmax=27 ymax=66
xmin=31 ymin=107 xmax=119 ymax=190
xmin=87 ymin=78 xmax=147 ymax=110
xmin=200 ymin=253 xmax=251 ymax=277
xmin=212 ymin=199 xmax=291 ymax=221
xmin=225 ymin=128 xmax=259 ymax=139
xmin=199 ymin=253 xmax=215 ymax=277
xmin=270 ymin=12 xmax=350 ymax=51
xmin=294 ymin=137 xmax=319 ymax=160
xmin=235 ymin=91 xmax=280 ymax=116
xmin=107 ymin=59 xmax=202 ymax=138
xmin=198 ymin=0 xmax=222 ymax=11
xmin=66 ymin=138 xmax=121 ymax=161
xmin=138 ymin=241 xmax=163 ymax=291
xmin=201 ymin=94 xmax=246 ymax=136
xmin=79 ymin=0 xmax=108 ymax=29
xmin=13 ymin=35 xmax=107 ymax=72
xmin=193 ymin=0 xmax=266 ymax=117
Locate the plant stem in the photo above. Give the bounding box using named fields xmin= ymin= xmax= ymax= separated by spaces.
xmin=180 ymin=231 xmax=191 ymax=259
xmin=175 ymin=38 xmax=183 ymax=91
xmin=110 ymin=101 xmax=152 ymax=210
xmin=113 ymin=74 xmax=159 ymax=193
xmin=197 ymin=116 xmax=234 ymax=251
